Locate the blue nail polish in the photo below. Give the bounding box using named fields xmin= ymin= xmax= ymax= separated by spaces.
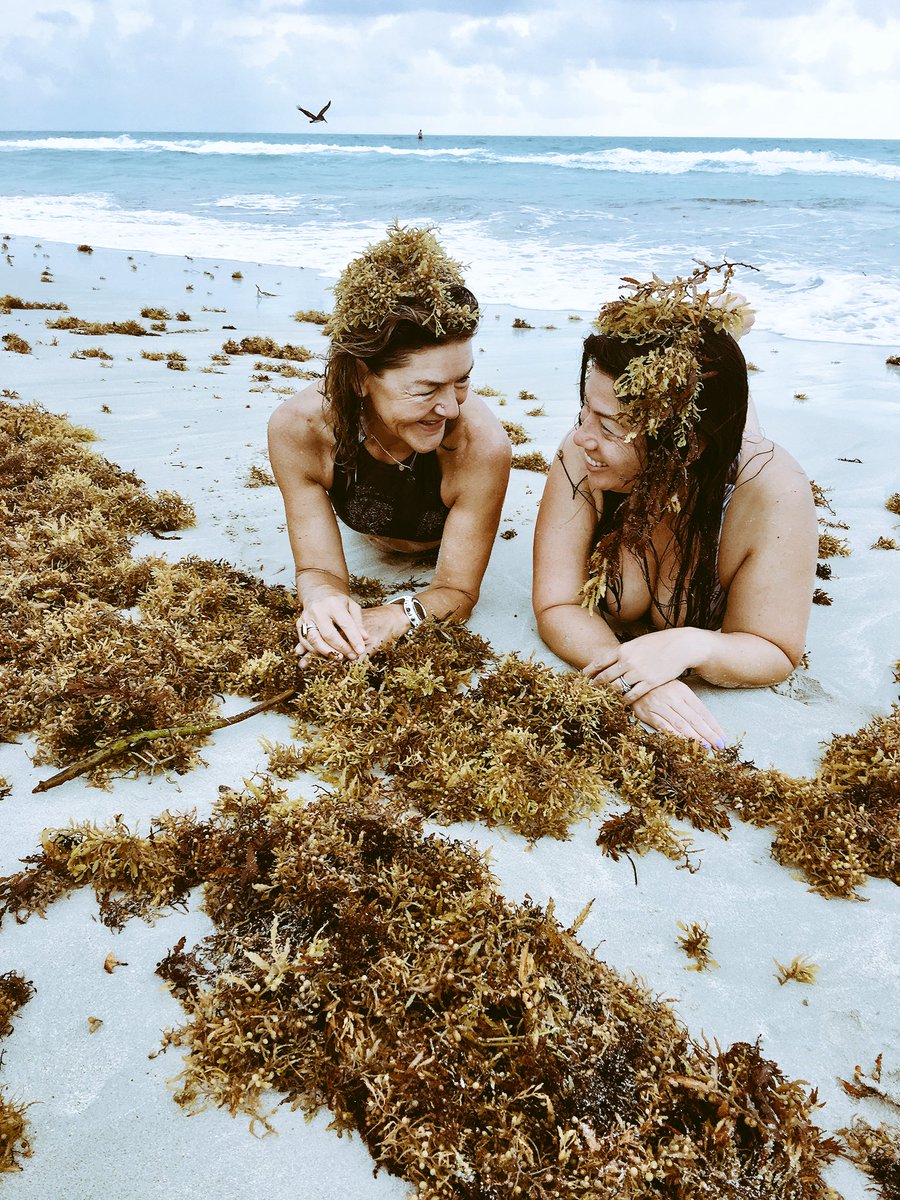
xmin=701 ymin=740 xmax=710 ymax=749
xmin=714 ymin=738 xmax=726 ymax=750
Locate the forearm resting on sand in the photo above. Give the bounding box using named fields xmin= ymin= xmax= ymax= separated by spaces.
xmin=416 ymin=582 xmax=479 ymax=623
xmin=687 ymin=628 xmax=797 ymax=687
xmin=535 ymin=603 xmax=623 ymax=670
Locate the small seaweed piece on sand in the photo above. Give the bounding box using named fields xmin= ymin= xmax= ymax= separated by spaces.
xmin=885 ymin=355 xmax=900 ymax=367
xmin=0 ymin=785 xmax=841 ymax=1197
xmin=500 ymin=420 xmax=530 ymax=445
xmin=46 ymin=316 xmax=150 ymax=336
xmin=512 ymin=316 xmax=533 ymax=329
xmin=71 ymin=347 xmax=113 ymax=361
xmin=140 ymin=307 xmax=171 ymax=320
xmin=76 ymin=244 xmax=93 ymax=253
xmin=838 ymin=1054 xmax=900 ymax=1109
xmin=252 ymin=359 xmax=317 ymax=378
xmin=810 ymin=480 xmax=835 ymax=512
xmin=0 ymin=776 xmax=10 ymax=800
xmin=813 ymin=588 xmax=832 ymax=605
xmin=676 ymin=921 xmax=718 ymax=971
xmin=774 ymin=956 xmax=819 ymax=986
xmin=884 ymin=492 xmax=900 ymax=515
xmin=838 ymin=1118 xmax=900 ymax=1199
xmin=818 ymin=532 xmax=851 ymax=558
xmin=292 ymin=308 xmax=330 ymax=325
xmin=1 ymin=334 xmax=31 ymax=355
xmin=511 ymin=451 xmax=551 ymax=473
xmin=0 ymin=971 xmax=34 ymax=1172
xmin=872 ymin=536 xmax=899 ymax=550
xmin=244 ymin=464 xmax=276 ymax=488
xmin=0 ymin=295 xmax=68 ymax=314
xmin=221 ymin=336 xmax=311 ymax=362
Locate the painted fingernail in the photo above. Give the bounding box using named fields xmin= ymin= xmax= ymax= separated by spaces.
xmin=701 ymin=740 xmax=711 ymax=749
xmin=715 ymin=738 xmax=726 ymax=749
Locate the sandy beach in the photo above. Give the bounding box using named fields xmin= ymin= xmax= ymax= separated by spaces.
xmin=1 ymin=234 xmax=899 ymax=1198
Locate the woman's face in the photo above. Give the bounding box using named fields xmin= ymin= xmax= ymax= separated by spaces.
xmin=572 ymin=367 xmax=644 ymax=493
xmin=360 ymin=340 xmax=474 ymax=455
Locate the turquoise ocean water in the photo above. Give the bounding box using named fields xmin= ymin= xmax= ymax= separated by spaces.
xmin=1 ymin=132 xmax=898 ymax=345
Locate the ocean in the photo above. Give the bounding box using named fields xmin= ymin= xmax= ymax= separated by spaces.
xmin=1 ymin=132 xmax=898 ymax=345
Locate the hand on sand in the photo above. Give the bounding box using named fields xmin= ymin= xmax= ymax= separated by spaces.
xmin=296 ymin=596 xmax=367 ymax=662
xmin=584 ymin=626 xmax=701 ymax=706
xmin=627 ymin=679 xmax=726 ymax=747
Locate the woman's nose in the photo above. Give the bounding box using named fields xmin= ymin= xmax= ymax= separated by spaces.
xmin=434 ymin=390 xmax=460 ymax=419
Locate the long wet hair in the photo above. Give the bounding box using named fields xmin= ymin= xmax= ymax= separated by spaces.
xmin=580 ymin=321 xmax=749 ymax=629
xmin=323 ymin=286 xmax=479 ymax=468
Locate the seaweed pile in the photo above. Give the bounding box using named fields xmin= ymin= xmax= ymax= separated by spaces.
xmin=4 ymin=397 xmax=899 ymax=897
xmin=0 ymin=401 xmax=297 ymax=781
xmin=0 ymin=783 xmax=842 ymax=1199
xmin=0 ymin=971 xmax=33 ymax=1172
xmin=839 ymin=1120 xmax=900 ymax=1200
xmin=279 ymin=638 xmax=899 ymax=898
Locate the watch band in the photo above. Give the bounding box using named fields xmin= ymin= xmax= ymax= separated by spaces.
xmin=389 ymin=594 xmax=427 ymax=628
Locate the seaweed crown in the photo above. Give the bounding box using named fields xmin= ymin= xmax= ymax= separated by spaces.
xmin=327 ymin=221 xmax=478 ymax=343
xmin=592 ymin=260 xmax=754 ymax=443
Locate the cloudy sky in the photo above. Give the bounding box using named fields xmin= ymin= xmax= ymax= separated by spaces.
xmin=3 ymin=0 xmax=898 ymax=137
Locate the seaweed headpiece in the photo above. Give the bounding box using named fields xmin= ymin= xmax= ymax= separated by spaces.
xmin=327 ymin=221 xmax=479 ymax=346
xmin=590 ymin=260 xmax=754 ymax=446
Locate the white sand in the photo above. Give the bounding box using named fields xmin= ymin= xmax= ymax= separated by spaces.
xmin=1 ymin=236 xmax=899 ymax=1198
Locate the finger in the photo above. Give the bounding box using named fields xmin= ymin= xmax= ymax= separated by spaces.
xmin=308 ymin=616 xmax=362 ymax=660
xmin=582 ymin=661 xmax=612 ymax=680
xmin=582 ymin=652 xmax=621 ymax=679
xmin=335 ymin=610 xmax=367 ymax=658
xmin=621 ymin=679 xmax=655 ymax=705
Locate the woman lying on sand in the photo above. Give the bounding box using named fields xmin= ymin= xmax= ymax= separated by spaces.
xmin=269 ymin=224 xmax=511 ymax=662
xmin=532 ymin=265 xmax=817 ymax=745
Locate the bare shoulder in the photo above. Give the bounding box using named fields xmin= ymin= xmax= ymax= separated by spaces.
xmin=736 ymin=436 xmax=812 ymax=509
xmin=449 ymin=393 xmax=512 ymax=465
xmin=267 ymin=380 xmax=330 ymax=448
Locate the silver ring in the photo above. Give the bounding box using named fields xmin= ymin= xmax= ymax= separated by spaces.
xmin=615 ymin=674 xmax=633 ymax=695
xmin=299 ymin=620 xmax=316 ymax=640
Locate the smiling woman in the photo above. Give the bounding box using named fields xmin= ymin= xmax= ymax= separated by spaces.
xmin=532 ymin=264 xmax=818 ymax=745
xmin=268 ymin=223 xmax=511 ymax=663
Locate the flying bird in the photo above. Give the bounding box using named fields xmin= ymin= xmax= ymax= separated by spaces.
xmin=297 ymin=100 xmax=331 ymax=123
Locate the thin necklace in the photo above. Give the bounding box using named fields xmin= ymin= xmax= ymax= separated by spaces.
xmin=363 ymin=423 xmax=417 ymax=472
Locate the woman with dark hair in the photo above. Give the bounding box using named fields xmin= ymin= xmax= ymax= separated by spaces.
xmin=532 ymin=265 xmax=817 ymax=745
xmin=268 ymin=224 xmax=511 ymax=662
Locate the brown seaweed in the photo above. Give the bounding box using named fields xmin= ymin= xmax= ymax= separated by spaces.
xmin=3 ymin=397 xmax=899 ymax=897
xmin=511 ymin=451 xmax=551 ymax=473
xmin=221 ymin=336 xmax=312 ymax=362
xmin=839 ymin=1119 xmax=900 ymax=1199
xmin=0 ymin=786 xmax=842 ymax=1198
xmin=46 ymin=315 xmax=150 ymax=336
xmin=0 ymin=971 xmax=34 ymax=1172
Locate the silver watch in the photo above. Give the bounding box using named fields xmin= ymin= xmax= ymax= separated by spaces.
xmin=389 ymin=593 xmax=427 ymax=628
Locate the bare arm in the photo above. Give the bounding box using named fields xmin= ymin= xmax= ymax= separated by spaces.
xmin=424 ymin=410 xmax=511 ymax=619
xmin=532 ymin=437 xmax=623 ymax=666
xmin=586 ymin=447 xmax=817 ymax=710
xmin=267 ymin=387 xmax=368 ymax=659
xmin=533 ymin=435 xmax=727 ymax=746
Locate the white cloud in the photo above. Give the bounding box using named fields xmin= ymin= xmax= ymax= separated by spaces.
xmin=0 ymin=0 xmax=897 ymax=135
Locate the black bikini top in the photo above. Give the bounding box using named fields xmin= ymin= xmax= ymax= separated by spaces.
xmin=328 ymin=442 xmax=449 ymax=541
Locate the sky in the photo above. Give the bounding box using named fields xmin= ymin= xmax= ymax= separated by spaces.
xmin=2 ymin=0 xmax=899 ymax=137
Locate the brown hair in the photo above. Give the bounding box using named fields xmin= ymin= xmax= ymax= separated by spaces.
xmin=580 ymin=322 xmax=749 ymax=628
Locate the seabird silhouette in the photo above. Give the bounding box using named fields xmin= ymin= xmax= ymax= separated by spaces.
xmin=297 ymin=100 xmax=331 ymax=123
